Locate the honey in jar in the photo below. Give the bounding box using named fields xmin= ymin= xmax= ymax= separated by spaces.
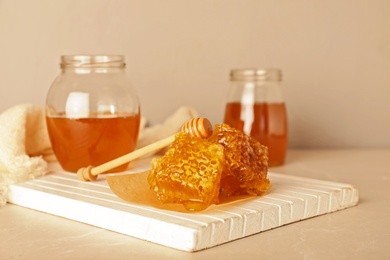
xmin=46 ymin=55 xmax=141 ymax=172
xmin=46 ymin=113 xmax=140 ymax=172
xmin=223 ymin=69 xmax=288 ymax=166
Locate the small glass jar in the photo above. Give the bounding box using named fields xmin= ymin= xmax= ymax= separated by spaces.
xmin=46 ymin=55 xmax=141 ymax=172
xmin=223 ymin=68 xmax=288 ymax=166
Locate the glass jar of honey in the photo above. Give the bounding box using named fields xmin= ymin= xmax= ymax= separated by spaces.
xmin=223 ymin=68 xmax=288 ymax=166
xmin=46 ymin=55 xmax=141 ymax=172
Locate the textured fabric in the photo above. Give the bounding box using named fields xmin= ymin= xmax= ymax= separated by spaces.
xmin=137 ymin=106 xmax=198 ymax=149
xmin=0 ymin=104 xmax=53 ymax=206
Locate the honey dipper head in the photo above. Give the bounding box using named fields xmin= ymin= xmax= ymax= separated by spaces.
xmin=181 ymin=118 xmax=213 ymax=138
xmin=77 ymin=166 xmax=97 ymax=181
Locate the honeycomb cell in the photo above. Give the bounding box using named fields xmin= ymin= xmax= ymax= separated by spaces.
xmin=148 ymin=123 xmax=271 ymax=211
xmin=147 ymin=132 xmax=225 ymax=211
xmin=207 ymin=124 xmax=270 ymax=198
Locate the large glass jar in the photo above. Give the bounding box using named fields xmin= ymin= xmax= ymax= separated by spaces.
xmin=223 ymin=68 xmax=288 ymax=166
xmin=46 ymin=55 xmax=141 ymax=172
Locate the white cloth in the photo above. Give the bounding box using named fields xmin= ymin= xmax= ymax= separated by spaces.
xmin=0 ymin=104 xmax=198 ymax=206
xmin=137 ymin=106 xmax=198 ymax=148
xmin=0 ymin=104 xmax=52 ymax=206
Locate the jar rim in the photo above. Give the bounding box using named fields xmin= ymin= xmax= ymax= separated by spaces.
xmin=60 ymin=55 xmax=126 ymax=69
xmin=230 ymin=68 xmax=282 ymax=82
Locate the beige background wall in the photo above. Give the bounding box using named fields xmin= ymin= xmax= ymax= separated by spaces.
xmin=1 ymin=0 xmax=389 ymax=148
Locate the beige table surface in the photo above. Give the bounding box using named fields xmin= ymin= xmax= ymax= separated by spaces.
xmin=1 ymin=149 xmax=389 ymax=260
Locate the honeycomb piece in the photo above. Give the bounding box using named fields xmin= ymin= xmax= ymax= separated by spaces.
xmin=207 ymin=124 xmax=270 ymax=197
xmin=147 ymin=132 xmax=225 ymax=211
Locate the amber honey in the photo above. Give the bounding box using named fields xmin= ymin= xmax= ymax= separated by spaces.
xmin=148 ymin=124 xmax=270 ymax=211
xmin=46 ymin=113 xmax=140 ymax=172
xmin=223 ymin=102 xmax=287 ymax=166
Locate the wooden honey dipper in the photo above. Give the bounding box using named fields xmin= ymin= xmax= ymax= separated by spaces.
xmin=77 ymin=117 xmax=213 ymax=181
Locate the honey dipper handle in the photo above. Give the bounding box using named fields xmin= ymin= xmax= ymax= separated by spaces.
xmin=77 ymin=117 xmax=213 ymax=181
xmin=78 ymin=135 xmax=175 ymax=181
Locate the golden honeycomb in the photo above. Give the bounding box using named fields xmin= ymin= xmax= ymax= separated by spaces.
xmin=208 ymin=124 xmax=270 ymax=198
xmin=148 ymin=123 xmax=271 ymax=211
xmin=147 ymin=132 xmax=225 ymax=211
